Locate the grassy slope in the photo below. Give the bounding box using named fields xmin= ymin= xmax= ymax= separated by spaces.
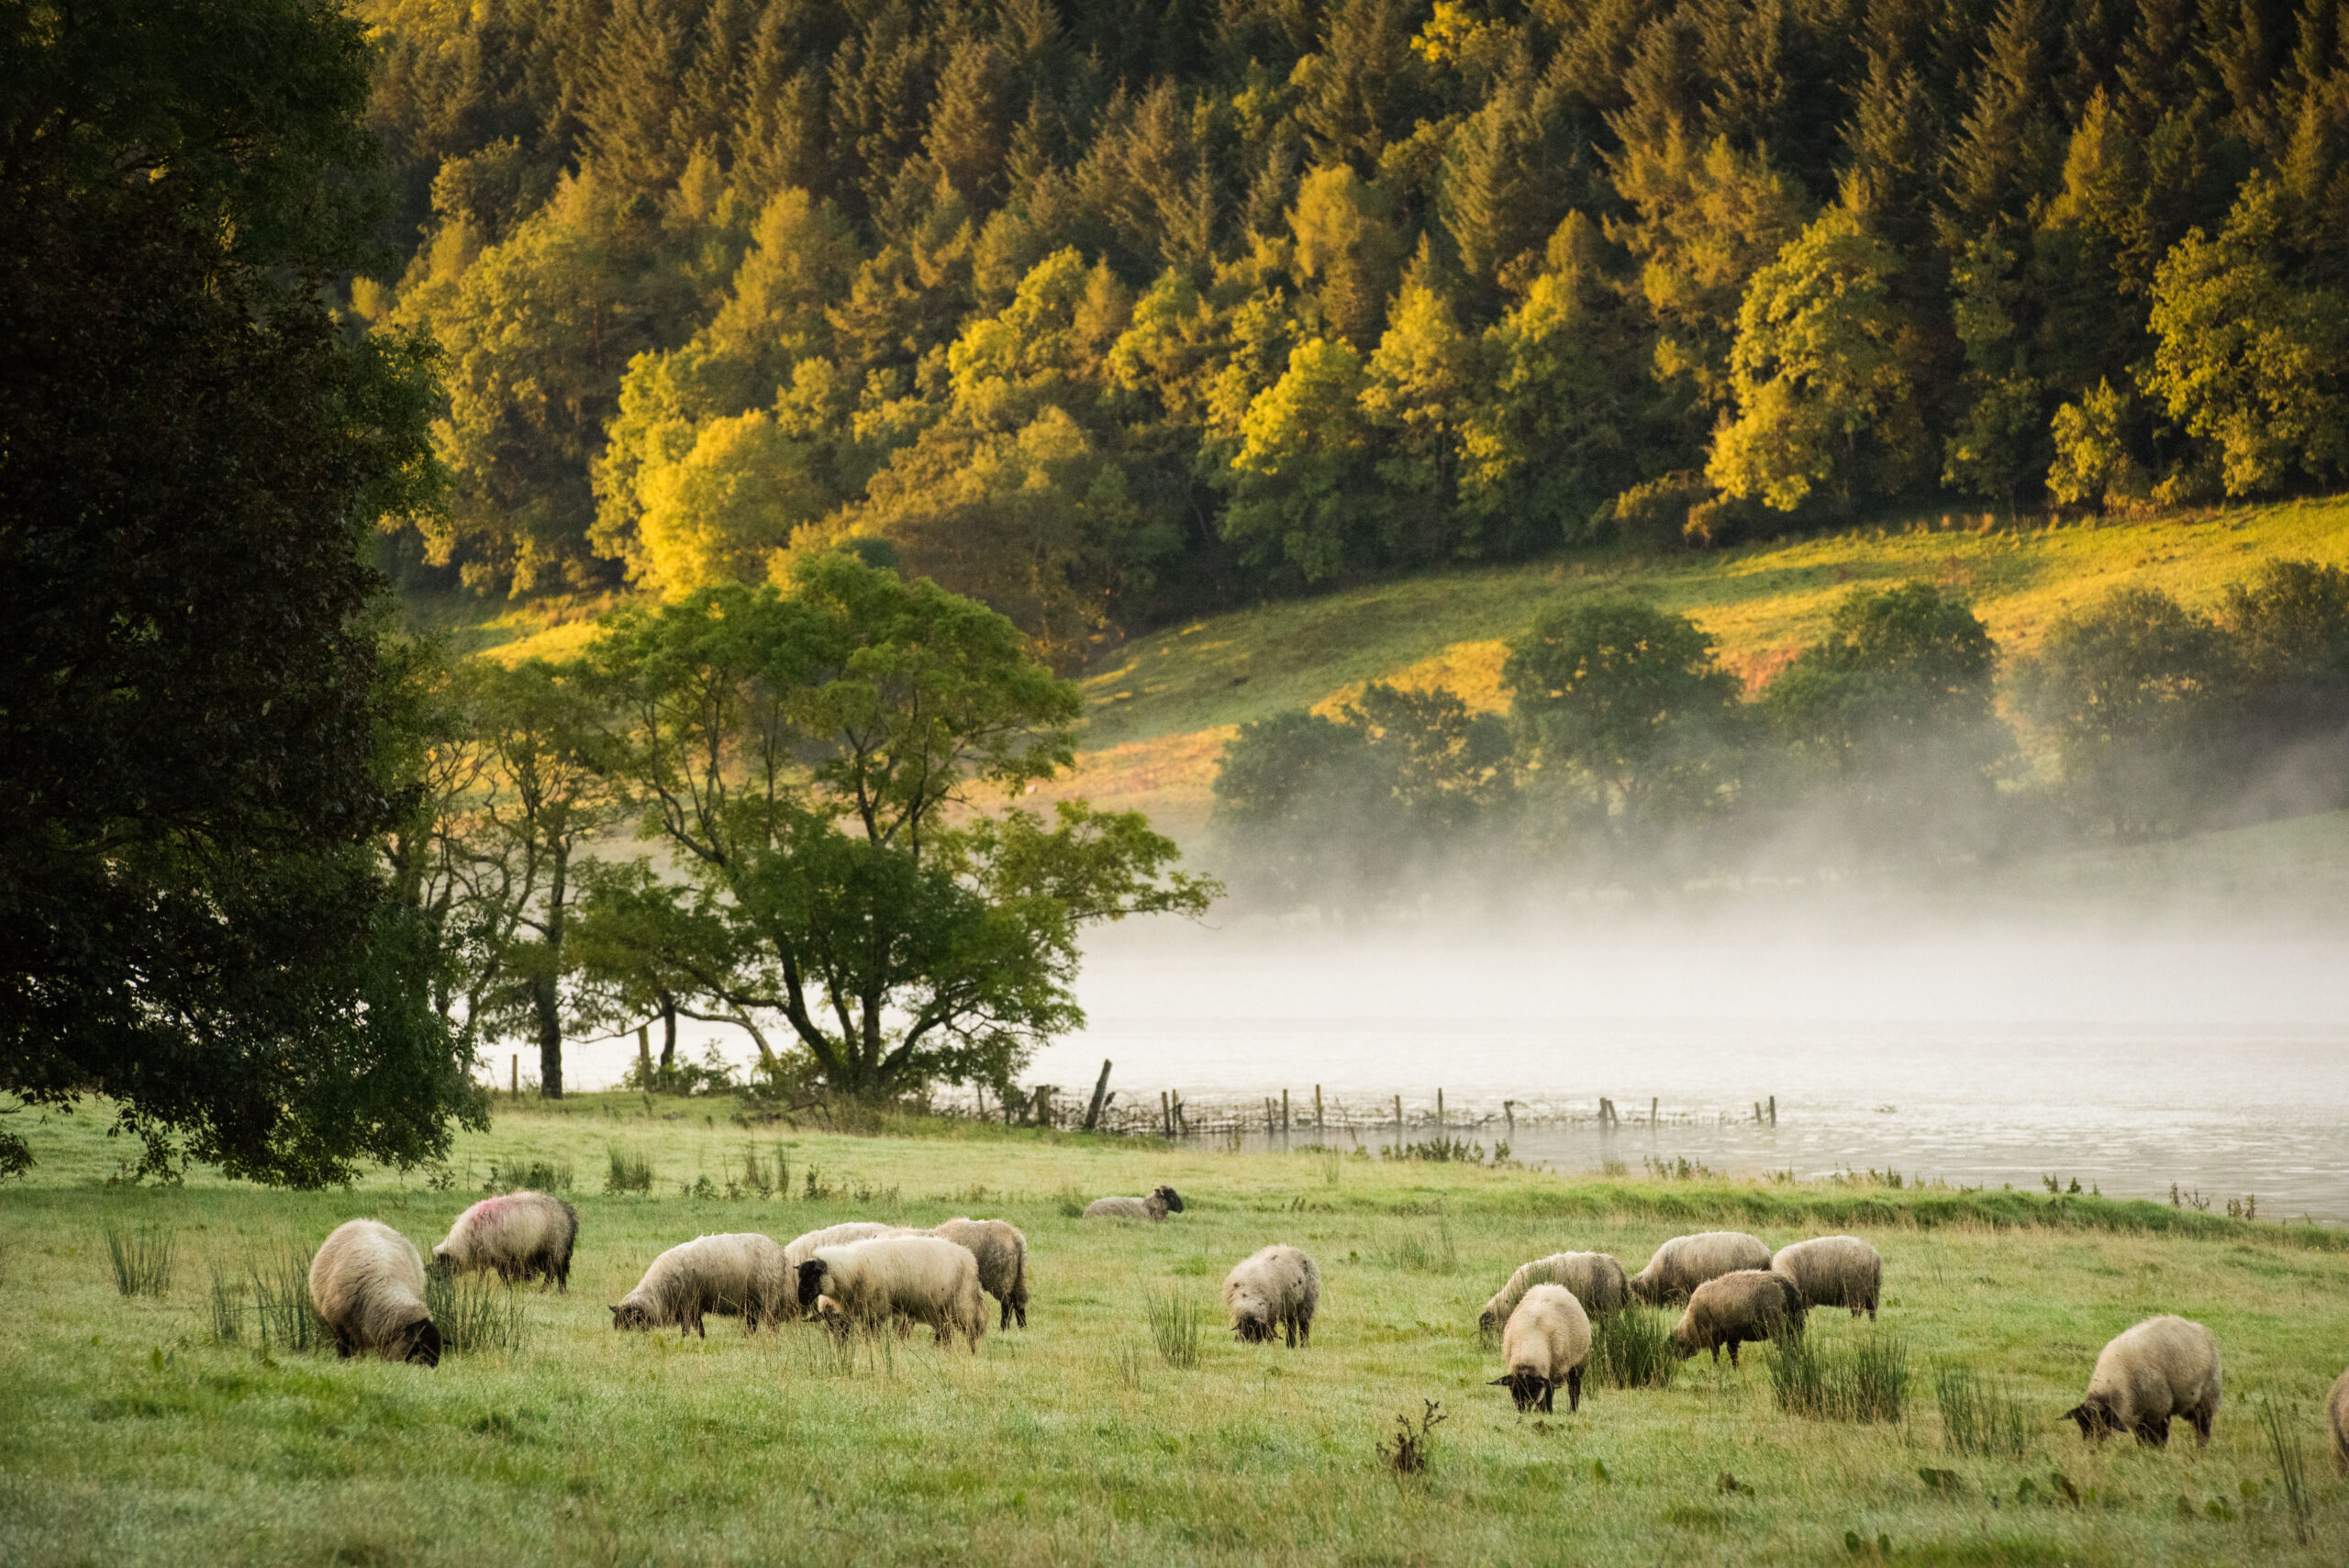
xmin=1044 ymin=496 xmax=2349 ymax=837
xmin=5 ymin=1102 xmax=2346 ymax=1566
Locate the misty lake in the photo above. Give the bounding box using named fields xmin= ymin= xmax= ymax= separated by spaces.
xmin=552 ymin=913 xmax=2349 ymax=1223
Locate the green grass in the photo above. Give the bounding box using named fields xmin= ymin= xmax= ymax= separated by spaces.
xmin=4 ymin=1099 xmax=2347 ymax=1563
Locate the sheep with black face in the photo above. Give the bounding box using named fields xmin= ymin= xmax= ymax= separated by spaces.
xmin=2063 ymin=1316 xmax=2221 ymax=1448
xmin=311 ymin=1219 xmax=440 ymax=1366
xmin=1084 ymin=1185 xmax=1185 ymax=1221
xmin=796 ymin=1235 xmax=986 ymax=1351
xmin=1490 ymin=1284 xmax=1591 ymax=1413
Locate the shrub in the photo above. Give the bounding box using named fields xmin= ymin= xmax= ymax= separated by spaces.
xmin=104 ymin=1224 xmax=175 ymax=1298
xmin=1589 ymin=1306 xmax=1679 ymax=1390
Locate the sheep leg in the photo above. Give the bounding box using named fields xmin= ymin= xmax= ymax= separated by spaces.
xmin=2190 ymin=1407 xmax=2214 ymax=1448
xmin=1285 ymin=1316 xmax=1297 ymax=1350
xmin=1542 ymin=1381 xmax=1555 ymax=1414
xmin=2138 ymin=1416 xmax=2170 ymax=1448
xmin=1728 ymin=1340 xmax=1741 ymax=1369
xmin=1567 ymin=1367 xmax=1583 ymax=1413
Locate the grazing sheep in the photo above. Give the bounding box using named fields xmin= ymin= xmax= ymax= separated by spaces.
xmin=2063 ymin=1316 xmax=2222 ymax=1448
xmin=796 ymin=1235 xmax=986 ymax=1351
xmin=1477 ymin=1252 xmax=1629 ymax=1334
xmin=1670 ymin=1270 xmax=1805 ymax=1367
xmin=610 ymin=1233 xmax=794 ymax=1338
xmin=1628 ymin=1231 xmax=1773 ymax=1306
xmin=310 ymin=1219 xmax=440 ymax=1366
xmin=430 ymin=1190 xmax=578 ymax=1292
xmin=1769 ymin=1235 xmax=1882 ymax=1319
xmin=1223 ymin=1244 xmax=1319 ymax=1347
xmin=1490 ymin=1284 xmax=1592 ymax=1413
xmin=2327 ymin=1364 xmax=2349 ymax=1474
xmin=932 ymin=1218 xmax=1030 ymax=1329
xmin=1084 ymin=1185 xmax=1185 ymax=1221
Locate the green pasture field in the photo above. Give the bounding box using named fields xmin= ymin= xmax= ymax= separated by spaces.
xmin=4 ymin=1096 xmax=2345 ymax=1565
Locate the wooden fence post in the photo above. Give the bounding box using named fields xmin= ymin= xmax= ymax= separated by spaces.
xmin=1394 ymin=1094 xmax=1403 ymax=1147
xmin=1084 ymin=1060 xmax=1113 ymax=1131
xmin=1281 ymin=1088 xmax=1290 ymax=1135
xmin=511 ymin=1055 xmax=518 ymax=1099
xmin=1314 ymin=1084 xmax=1324 ymax=1138
xmin=636 ymin=1026 xmax=653 ymax=1091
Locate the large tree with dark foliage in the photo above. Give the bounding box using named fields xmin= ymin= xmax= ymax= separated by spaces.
xmin=0 ymin=0 xmax=480 ymax=1183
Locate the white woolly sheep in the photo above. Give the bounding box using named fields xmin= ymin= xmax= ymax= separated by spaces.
xmin=1670 ymin=1269 xmax=1804 ymax=1367
xmin=431 ymin=1190 xmax=578 ymax=1291
xmin=796 ymin=1235 xmax=986 ymax=1351
xmin=1223 ymin=1244 xmax=1319 ymax=1347
xmin=1477 ymin=1252 xmax=1628 ymax=1334
xmin=610 ymin=1233 xmax=794 ymax=1338
xmin=310 ymin=1219 xmax=440 ymax=1366
xmin=2063 ymin=1315 xmax=2222 ymax=1448
xmin=1627 ymin=1231 xmax=1772 ymax=1306
xmin=782 ymin=1221 xmax=906 ymax=1274
xmin=2327 ymin=1364 xmax=2349 ymax=1474
xmin=932 ymin=1218 xmax=1029 ymax=1329
xmin=1769 ymin=1235 xmax=1882 ymax=1319
xmin=1490 ymin=1283 xmax=1592 ymax=1412
xmin=1084 ymin=1185 xmax=1185 ymax=1221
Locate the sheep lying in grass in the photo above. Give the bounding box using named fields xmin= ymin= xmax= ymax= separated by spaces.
xmin=430 ymin=1190 xmax=578 ymax=1292
xmin=932 ymin=1218 xmax=1029 ymax=1329
xmin=2328 ymin=1364 xmax=2349 ymax=1474
xmin=311 ymin=1219 xmax=440 ymax=1366
xmin=1628 ymin=1231 xmax=1772 ymax=1306
xmin=1477 ymin=1252 xmax=1627 ymax=1334
xmin=1670 ymin=1270 xmax=1804 ymax=1367
xmin=610 ymin=1233 xmax=794 ymax=1338
xmin=1084 ymin=1185 xmax=1185 ymax=1221
xmin=1490 ymin=1283 xmax=1591 ymax=1412
xmin=796 ymin=1235 xmax=986 ymax=1351
xmin=2063 ymin=1315 xmax=2222 ymax=1448
xmin=1223 ymin=1244 xmax=1319 ymax=1347
xmin=1768 ymin=1235 xmax=1881 ymax=1319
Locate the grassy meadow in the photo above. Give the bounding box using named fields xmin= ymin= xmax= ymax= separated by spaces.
xmin=5 ymin=1096 xmax=2347 ymax=1565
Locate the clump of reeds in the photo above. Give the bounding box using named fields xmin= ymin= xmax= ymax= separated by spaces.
xmin=250 ymin=1243 xmax=329 ymax=1354
xmin=206 ymin=1263 xmax=245 ymax=1344
xmin=2260 ymin=1395 xmax=2312 ymax=1544
xmin=1589 ymin=1306 xmax=1680 ymax=1390
xmin=1115 ymin=1345 xmax=1148 ymax=1391
xmin=487 ymin=1159 xmax=573 ymax=1194
xmin=1145 ymin=1290 xmax=1203 ymax=1369
xmin=1933 ymin=1363 xmax=2032 ymax=1457
xmin=104 ymin=1224 xmax=176 ymax=1298
xmin=605 ymin=1146 xmax=653 ymax=1195
xmin=1767 ymin=1327 xmax=1909 ymax=1423
xmin=426 ymin=1272 xmax=529 ymax=1357
xmin=1390 ymin=1207 xmax=1458 ymax=1273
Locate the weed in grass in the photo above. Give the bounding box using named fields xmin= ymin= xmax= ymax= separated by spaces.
xmin=1589 ymin=1307 xmax=1679 ymax=1390
xmin=103 ymin=1224 xmax=175 ymax=1297
xmin=1769 ymin=1328 xmax=1910 ymax=1423
xmin=1320 ymin=1149 xmax=1342 ymax=1186
xmin=1933 ymin=1362 xmax=2033 ymax=1457
xmin=2259 ymin=1396 xmax=2312 ymax=1543
xmin=1390 ymin=1207 xmax=1458 ymax=1273
xmin=1115 ymin=1345 xmax=1148 ymax=1391
xmin=1145 ymin=1290 xmax=1203 ymax=1369
xmin=1376 ymin=1400 xmax=1446 ymax=1476
xmin=1054 ymin=1184 xmax=1087 ymax=1218
xmin=249 ymin=1243 xmax=328 ymax=1355
xmin=426 ymin=1272 xmax=529 ymax=1357
xmin=605 ymin=1146 xmax=653 ymax=1195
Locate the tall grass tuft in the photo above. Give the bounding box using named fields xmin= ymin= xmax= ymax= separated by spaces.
xmin=1768 ymin=1327 xmax=1910 ymax=1423
xmin=250 ymin=1244 xmax=329 ymax=1354
xmin=1589 ymin=1307 xmax=1680 ymax=1390
xmin=1055 ymin=1184 xmax=1088 ymax=1218
xmin=104 ymin=1224 xmax=176 ymax=1297
xmin=604 ymin=1146 xmax=653 ymax=1195
xmin=426 ymin=1272 xmax=529 ymax=1357
xmin=2260 ymin=1396 xmax=2312 ymax=1544
xmin=1145 ymin=1290 xmax=1203 ymax=1369
xmin=206 ymin=1264 xmax=244 ymax=1344
xmin=490 ymin=1158 xmax=573 ymax=1194
xmin=1391 ymin=1207 xmax=1458 ymax=1273
xmin=1933 ymin=1363 xmax=2033 ymax=1457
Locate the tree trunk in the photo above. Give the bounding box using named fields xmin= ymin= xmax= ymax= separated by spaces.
xmin=658 ymin=992 xmax=677 ymax=1072
xmin=536 ymin=845 xmax=570 ymax=1099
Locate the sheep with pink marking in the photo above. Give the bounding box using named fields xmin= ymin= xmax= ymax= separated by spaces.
xmin=431 ymin=1190 xmax=578 ymax=1291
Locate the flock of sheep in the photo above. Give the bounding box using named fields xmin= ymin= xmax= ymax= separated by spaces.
xmin=305 ymin=1187 xmax=2349 ymax=1472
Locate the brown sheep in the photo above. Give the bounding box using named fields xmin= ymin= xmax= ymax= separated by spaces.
xmin=1670 ymin=1269 xmax=1804 ymax=1367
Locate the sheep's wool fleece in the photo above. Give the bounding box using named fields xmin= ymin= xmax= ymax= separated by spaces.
xmin=1674 ymin=1270 xmax=1800 ymax=1353
xmin=932 ymin=1218 xmax=1028 ymax=1322
xmin=783 ymin=1222 xmax=906 ymax=1274
xmin=433 ymin=1190 xmax=575 ymax=1279
xmin=1481 ymin=1252 xmax=1625 ymax=1329
xmin=1502 ymin=1284 xmax=1592 ymax=1385
xmin=2083 ymin=1316 xmax=2222 ymax=1431
xmin=1768 ymin=1236 xmax=1881 ymax=1313
xmin=1222 ymin=1244 xmax=1319 ymax=1340
xmin=1631 ymin=1231 xmax=1772 ymax=1302
xmin=2327 ymin=1365 xmax=2349 ymax=1474
xmin=620 ymin=1232 xmax=794 ymax=1330
xmin=814 ymin=1235 xmax=986 ymax=1349
xmin=310 ymin=1219 xmax=432 ymax=1358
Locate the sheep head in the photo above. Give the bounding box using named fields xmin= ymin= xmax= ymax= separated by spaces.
xmin=796 ymin=1260 xmax=831 ymax=1309
xmin=1153 ymin=1185 xmax=1185 ymax=1213
xmin=401 ymin=1318 xmax=443 ymax=1367
xmin=1230 ymin=1295 xmax=1275 ymax=1342
xmin=1626 ymin=1273 xmax=1661 ymax=1307
xmin=2064 ymin=1397 xmax=2121 ymax=1442
xmin=1489 ymin=1372 xmax=1552 ymax=1412
xmin=609 ymin=1302 xmax=656 ymax=1331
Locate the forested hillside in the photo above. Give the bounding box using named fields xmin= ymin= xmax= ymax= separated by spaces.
xmin=362 ymin=0 xmax=2349 ymax=666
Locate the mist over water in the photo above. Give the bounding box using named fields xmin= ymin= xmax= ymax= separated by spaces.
xmin=1025 ymin=912 xmax=2349 ymax=1223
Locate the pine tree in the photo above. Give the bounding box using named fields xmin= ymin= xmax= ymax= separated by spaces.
xmin=927 ymin=36 xmax=1009 ymax=205
xmin=1942 ymin=0 xmax=2065 ymax=239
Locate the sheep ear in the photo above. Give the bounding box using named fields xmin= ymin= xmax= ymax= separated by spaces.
xmin=1487 ymin=1376 xmax=1512 ymax=1386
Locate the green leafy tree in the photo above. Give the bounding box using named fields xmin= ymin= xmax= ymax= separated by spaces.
xmin=1222 ymin=336 xmax=1381 ymax=581
xmin=1 ymin=0 xmax=479 ymax=1184
xmin=575 ymin=557 xmax=1215 ymax=1098
xmin=1502 ymin=599 xmax=1742 ymax=845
